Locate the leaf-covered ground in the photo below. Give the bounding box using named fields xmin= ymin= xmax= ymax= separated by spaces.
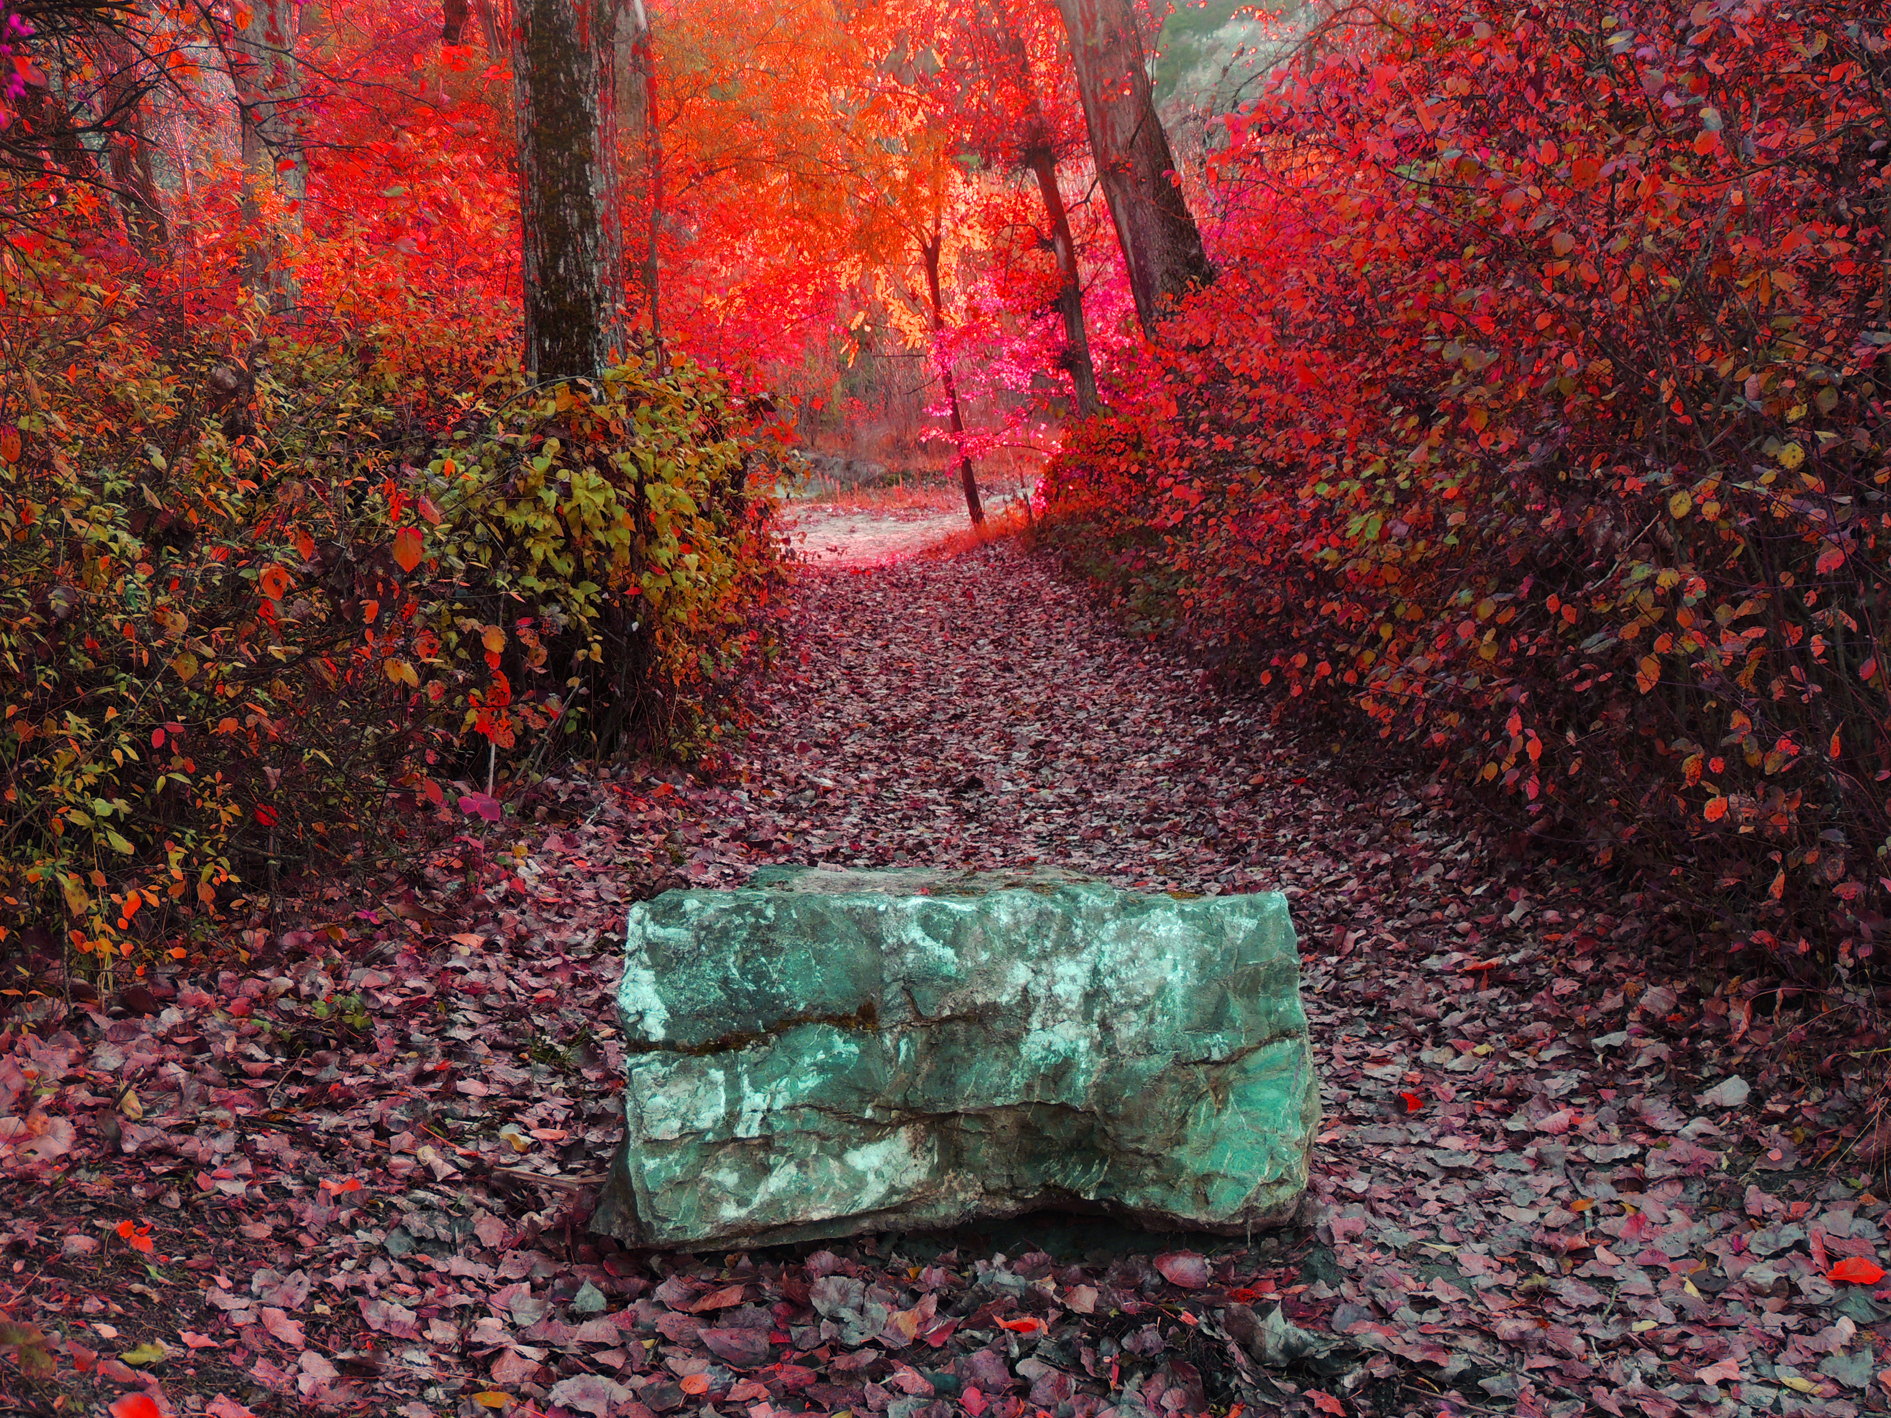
xmin=2 ymin=532 xmax=1887 ymax=1418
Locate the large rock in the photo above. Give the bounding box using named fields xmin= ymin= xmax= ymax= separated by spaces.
xmin=592 ymin=866 xmax=1319 ymax=1249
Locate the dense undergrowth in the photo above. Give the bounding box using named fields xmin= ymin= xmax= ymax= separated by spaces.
xmin=1048 ymin=0 xmax=1890 ymax=976
xmin=0 ymin=237 xmax=788 ymax=981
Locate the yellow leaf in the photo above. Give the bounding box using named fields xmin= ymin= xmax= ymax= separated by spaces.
xmin=1631 ymin=1320 xmax=1658 ymax=1333
xmin=473 ymin=1394 xmax=512 ymax=1410
xmin=1776 ymin=442 xmax=1805 ymax=470
xmin=171 ymin=651 xmax=199 ymax=684
xmin=119 ymin=1087 xmax=143 ymax=1122
xmin=60 ymin=875 xmax=90 ymax=916
xmin=1669 ymin=490 xmax=1692 ymax=519
xmin=119 ymin=1341 xmax=168 ymax=1367
xmin=384 ymin=658 xmax=419 ymax=688
xmin=482 ymin=626 xmax=506 ymax=655
xmin=1780 ymin=1375 xmax=1817 ymax=1394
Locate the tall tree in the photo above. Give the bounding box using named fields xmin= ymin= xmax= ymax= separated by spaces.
xmin=1052 ymin=0 xmax=1212 ymax=331
xmin=920 ymin=221 xmax=985 ymax=526
xmin=511 ymin=0 xmax=625 ymax=378
xmin=982 ymin=3 xmax=1098 ymax=414
xmin=231 ymin=0 xmax=305 ymax=305
xmin=614 ymin=0 xmax=660 ymax=361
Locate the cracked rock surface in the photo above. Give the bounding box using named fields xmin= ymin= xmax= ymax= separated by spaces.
xmin=594 ymin=865 xmax=1319 ymax=1248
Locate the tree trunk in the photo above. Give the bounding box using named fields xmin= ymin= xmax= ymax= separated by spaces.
xmin=1025 ymin=152 xmax=1098 ymax=415
xmin=1051 ymin=0 xmax=1212 ymax=332
xmin=922 ymin=234 xmax=984 ymax=526
xmin=985 ymin=6 xmax=1099 ymax=415
xmin=97 ymin=28 xmax=170 ymax=265
xmin=442 ymin=0 xmax=500 ymax=53
xmin=614 ymin=0 xmax=661 ymax=363
xmin=230 ymin=0 xmax=304 ymax=307
xmin=512 ymin=0 xmax=626 ymax=379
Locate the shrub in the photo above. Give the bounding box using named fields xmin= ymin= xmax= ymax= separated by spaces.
xmin=1048 ymin=0 xmax=1889 ymax=971
xmin=1 ymin=235 xmax=787 ymax=977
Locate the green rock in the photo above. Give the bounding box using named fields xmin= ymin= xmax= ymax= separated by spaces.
xmin=593 ymin=866 xmax=1319 ymax=1249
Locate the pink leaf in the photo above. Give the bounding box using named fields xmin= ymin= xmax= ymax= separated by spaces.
xmin=1153 ymin=1252 xmax=1211 ymax=1289
xmin=259 ymin=1309 xmax=305 ymax=1348
xmin=1696 ymin=1358 xmax=1742 ymax=1385
xmin=459 ymin=792 xmax=502 ymax=822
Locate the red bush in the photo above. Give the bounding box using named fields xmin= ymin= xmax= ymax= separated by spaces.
xmin=1050 ymin=0 xmax=1890 ymax=969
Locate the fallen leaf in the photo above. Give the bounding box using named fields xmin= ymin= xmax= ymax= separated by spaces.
xmin=259 ymin=1309 xmax=305 ymax=1347
xmin=1830 ymin=1257 xmax=1887 ymax=1285
xmin=1153 ymin=1252 xmax=1211 ymax=1289
xmin=1696 ymin=1357 xmax=1742 ymax=1385
xmin=1696 ymin=1076 xmax=1750 ymax=1109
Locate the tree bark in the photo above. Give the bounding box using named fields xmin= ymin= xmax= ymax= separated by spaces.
xmin=96 ymin=27 xmax=169 ymax=265
xmin=230 ymin=0 xmax=304 ymax=307
xmin=1024 ymin=142 xmax=1098 ymax=416
xmin=1051 ymin=0 xmax=1213 ymax=332
xmin=922 ymin=233 xmax=984 ymax=526
xmin=614 ymin=0 xmax=661 ymax=363
xmin=512 ymin=0 xmax=626 ymax=379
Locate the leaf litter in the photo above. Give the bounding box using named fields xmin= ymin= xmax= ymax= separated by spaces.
xmin=1 ymin=533 xmax=1887 ymax=1417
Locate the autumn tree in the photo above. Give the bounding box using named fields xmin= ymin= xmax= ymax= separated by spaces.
xmin=1052 ymin=0 xmax=1212 ymax=331
xmin=511 ymin=0 xmax=626 ymax=378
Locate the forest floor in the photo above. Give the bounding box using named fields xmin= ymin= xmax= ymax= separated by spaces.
xmin=0 ymin=510 xmax=1886 ymax=1418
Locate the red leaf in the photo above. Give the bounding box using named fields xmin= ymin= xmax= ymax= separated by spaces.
xmin=1830 ymin=1257 xmax=1887 ymax=1285
xmin=1153 ymin=1252 xmax=1211 ymax=1289
xmin=995 ymin=1315 xmax=1047 ymax=1334
xmin=1309 ymin=1392 xmax=1345 ymax=1416
xmin=392 ymin=527 xmax=424 ymax=574
xmin=1399 ymin=1091 xmax=1425 ymax=1113
xmin=110 ymin=1397 xmax=163 ymax=1418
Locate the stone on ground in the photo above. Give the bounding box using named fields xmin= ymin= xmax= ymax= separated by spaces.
xmin=592 ymin=866 xmax=1319 ymax=1249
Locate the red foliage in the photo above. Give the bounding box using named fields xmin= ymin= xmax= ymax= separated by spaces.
xmin=1049 ymin=0 xmax=1889 ymax=967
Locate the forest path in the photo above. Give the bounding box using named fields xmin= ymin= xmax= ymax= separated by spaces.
xmin=0 ymin=534 xmax=1861 ymax=1418
xmin=674 ymin=538 xmax=1852 ymax=1413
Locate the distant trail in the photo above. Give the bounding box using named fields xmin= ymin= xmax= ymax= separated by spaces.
xmin=782 ymin=503 xmax=979 ymax=569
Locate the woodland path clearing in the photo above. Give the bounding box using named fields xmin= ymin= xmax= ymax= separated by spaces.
xmin=0 ymin=529 xmax=1878 ymax=1418
xmin=783 ymin=492 xmax=1023 ymax=568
